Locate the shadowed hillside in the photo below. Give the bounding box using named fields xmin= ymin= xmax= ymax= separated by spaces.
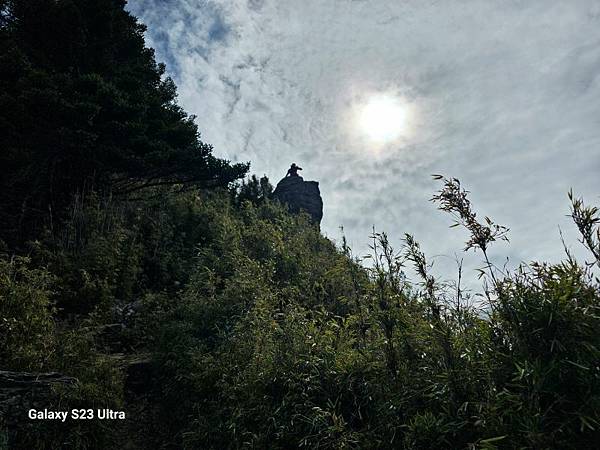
xmin=1 ymin=2 xmax=599 ymax=449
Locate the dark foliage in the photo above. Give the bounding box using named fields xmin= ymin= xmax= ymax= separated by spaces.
xmin=1 ymin=3 xmax=599 ymax=449
xmin=233 ymin=174 xmax=273 ymax=206
xmin=0 ymin=0 xmax=248 ymax=246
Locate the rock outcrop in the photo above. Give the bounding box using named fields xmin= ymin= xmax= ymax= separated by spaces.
xmin=272 ymin=176 xmax=323 ymax=225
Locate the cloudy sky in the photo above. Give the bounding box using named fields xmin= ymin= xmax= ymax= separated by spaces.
xmin=128 ymin=0 xmax=600 ymax=285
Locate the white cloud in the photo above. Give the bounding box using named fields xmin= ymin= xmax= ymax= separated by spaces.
xmin=129 ymin=0 xmax=600 ymax=283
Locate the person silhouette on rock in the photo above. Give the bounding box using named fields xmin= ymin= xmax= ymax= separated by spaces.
xmin=286 ymin=163 xmax=302 ymax=177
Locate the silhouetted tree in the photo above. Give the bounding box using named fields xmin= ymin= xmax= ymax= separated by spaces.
xmin=235 ymin=175 xmax=273 ymax=206
xmin=0 ymin=0 xmax=248 ymax=246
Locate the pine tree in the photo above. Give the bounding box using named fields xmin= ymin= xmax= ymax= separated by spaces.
xmin=0 ymin=0 xmax=248 ymax=246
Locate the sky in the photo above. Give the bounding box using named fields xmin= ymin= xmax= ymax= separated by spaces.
xmin=128 ymin=0 xmax=600 ymax=287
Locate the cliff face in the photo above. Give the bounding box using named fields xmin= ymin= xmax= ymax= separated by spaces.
xmin=272 ymin=176 xmax=323 ymax=225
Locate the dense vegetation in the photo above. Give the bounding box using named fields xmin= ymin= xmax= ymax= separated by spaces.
xmin=0 ymin=0 xmax=248 ymax=248
xmin=1 ymin=1 xmax=599 ymax=449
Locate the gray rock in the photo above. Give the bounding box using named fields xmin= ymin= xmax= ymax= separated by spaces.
xmin=272 ymin=176 xmax=323 ymax=225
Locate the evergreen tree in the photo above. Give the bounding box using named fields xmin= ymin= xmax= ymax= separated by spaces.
xmin=0 ymin=0 xmax=248 ymax=246
xmin=235 ymin=174 xmax=273 ymax=206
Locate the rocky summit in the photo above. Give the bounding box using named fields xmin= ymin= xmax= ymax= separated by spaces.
xmin=272 ymin=176 xmax=323 ymax=225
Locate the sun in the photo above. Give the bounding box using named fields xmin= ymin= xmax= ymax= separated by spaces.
xmin=358 ymin=94 xmax=410 ymax=144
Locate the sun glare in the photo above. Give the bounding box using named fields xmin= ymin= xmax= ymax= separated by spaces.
xmin=358 ymin=94 xmax=409 ymax=144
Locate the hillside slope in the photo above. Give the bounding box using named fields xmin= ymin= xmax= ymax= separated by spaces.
xmin=1 ymin=1 xmax=599 ymax=449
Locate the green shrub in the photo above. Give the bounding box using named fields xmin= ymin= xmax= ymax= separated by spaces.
xmin=0 ymin=255 xmax=55 ymax=370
